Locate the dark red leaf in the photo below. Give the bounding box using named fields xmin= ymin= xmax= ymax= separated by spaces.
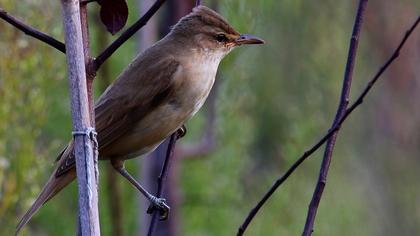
xmin=98 ymin=0 xmax=129 ymax=35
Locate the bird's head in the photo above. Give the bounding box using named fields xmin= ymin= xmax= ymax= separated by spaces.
xmin=170 ymin=6 xmax=264 ymax=57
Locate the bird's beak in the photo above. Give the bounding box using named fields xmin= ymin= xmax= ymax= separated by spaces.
xmin=235 ymin=34 xmax=265 ymax=45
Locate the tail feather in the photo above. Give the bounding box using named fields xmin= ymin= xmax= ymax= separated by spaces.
xmin=16 ymin=166 xmax=75 ymax=235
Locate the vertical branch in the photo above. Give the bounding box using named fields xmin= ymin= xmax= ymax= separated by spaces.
xmin=147 ymin=131 xmax=183 ymax=236
xmin=302 ymin=1 xmax=368 ymax=235
xmin=79 ymin=0 xmax=100 ymax=207
xmin=60 ymin=0 xmax=100 ymax=235
xmin=79 ymin=1 xmax=96 ymax=120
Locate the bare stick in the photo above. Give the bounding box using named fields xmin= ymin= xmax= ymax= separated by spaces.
xmin=0 ymin=7 xmax=65 ymax=53
xmin=61 ymin=0 xmax=100 ymax=235
xmin=302 ymin=1 xmax=368 ymax=235
xmin=147 ymin=129 xmax=185 ymax=236
xmin=81 ymin=0 xmax=96 ymax=3
xmin=341 ymin=16 xmax=419 ymax=132
xmin=237 ymin=14 xmax=420 ymax=236
xmin=94 ymin=0 xmax=166 ymax=70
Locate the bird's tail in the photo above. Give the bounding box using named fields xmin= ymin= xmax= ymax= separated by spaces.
xmin=16 ymin=147 xmax=76 ymax=235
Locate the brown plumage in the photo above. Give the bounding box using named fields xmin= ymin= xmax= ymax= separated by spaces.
xmin=16 ymin=5 xmax=263 ymax=234
xmin=174 ymin=6 xmax=239 ymax=36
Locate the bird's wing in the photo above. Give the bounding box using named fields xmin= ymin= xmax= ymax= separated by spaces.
xmin=54 ymin=55 xmax=180 ymax=177
xmin=95 ymin=56 xmax=180 ymax=152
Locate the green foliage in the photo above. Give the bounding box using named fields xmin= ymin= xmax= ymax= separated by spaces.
xmin=0 ymin=1 xmax=67 ymax=235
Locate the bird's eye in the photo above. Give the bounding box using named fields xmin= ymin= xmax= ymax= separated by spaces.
xmin=215 ymin=33 xmax=228 ymax=42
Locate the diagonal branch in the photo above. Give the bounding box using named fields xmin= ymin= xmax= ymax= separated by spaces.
xmin=340 ymin=16 xmax=419 ymax=132
xmin=302 ymin=1 xmax=368 ymax=235
xmin=0 ymin=7 xmax=65 ymax=53
xmin=94 ymin=0 xmax=166 ymax=70
xmin=146 ymin=128 xmax=185 ymax=236
xmin=237 ymin=14 xmax=420 ymax=236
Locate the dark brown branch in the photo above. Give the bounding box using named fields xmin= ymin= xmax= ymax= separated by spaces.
xmin=302 ymin=1 xmax=368 ymax=235
xmin=0 ymin=7 xmax=65 ymax=53
xmin=147 ymin=129 xmax=184 ymax=236
xmin=94 ymin=0 xmax=166 ymax=70
xmin=81 ymin=0 xmax=96 ymax=4
xmin=237 ymin=14 xmax=420 ymax=236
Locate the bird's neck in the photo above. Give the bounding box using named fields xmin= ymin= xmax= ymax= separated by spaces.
xmin=153 ymin=34 xmax=226 ymax=86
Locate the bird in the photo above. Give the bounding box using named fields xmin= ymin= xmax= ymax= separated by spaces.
xmin=16 ymin=5 xmax=263 ymax=234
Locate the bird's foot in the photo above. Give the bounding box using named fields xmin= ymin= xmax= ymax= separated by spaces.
xmin=177 ymin=125 xmax=187 ymax=139
xmin=147 ymin=196 xmax=170 ymax=221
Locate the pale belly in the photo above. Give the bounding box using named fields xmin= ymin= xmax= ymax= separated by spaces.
xmin=104 ymin=73 xmax=215 ymax=159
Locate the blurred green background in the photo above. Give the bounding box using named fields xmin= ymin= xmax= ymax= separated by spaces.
xmin=1 ymin=0 xmax=419 ymax=235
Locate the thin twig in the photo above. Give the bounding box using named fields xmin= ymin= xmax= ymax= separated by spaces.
xmin=342 ymin=16 xmax=419 ymax=129
xmin=94 ymin=0 xmax=166 ymax=70
xmin=147 ymin=128 xmax=185 ymax=236
xmin=302 ymin=1 xmax=368 ymax=235
xmin=81 ymin=0 xmax=96 ymax=4
xmin=0 ymin=7 xmax=65 ymax=53
xmin=237 ymin=14 xmax=420 ymax=236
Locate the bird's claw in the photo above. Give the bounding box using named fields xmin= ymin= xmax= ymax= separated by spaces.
xmin=147 ymin=197 xmax=170 ymax=221
xmin=177 ymin=125 xmax=187 ymax=139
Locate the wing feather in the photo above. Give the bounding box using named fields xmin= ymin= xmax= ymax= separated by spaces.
xmin=56 ymin=54 xmax=180 ymax=176
xmin=95 ymin=56 xmax=180 ymax=152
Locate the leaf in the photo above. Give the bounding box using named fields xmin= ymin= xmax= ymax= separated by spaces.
xmin=98 ymin=0 xmax=129 ymax=35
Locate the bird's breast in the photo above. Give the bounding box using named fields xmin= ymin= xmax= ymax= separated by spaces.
xmin=177 ymin=56 xmax=219 ymax=118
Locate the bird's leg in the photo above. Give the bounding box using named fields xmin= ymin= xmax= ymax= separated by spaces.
xmin=111 ymin=159 xmax=170 ymax=220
